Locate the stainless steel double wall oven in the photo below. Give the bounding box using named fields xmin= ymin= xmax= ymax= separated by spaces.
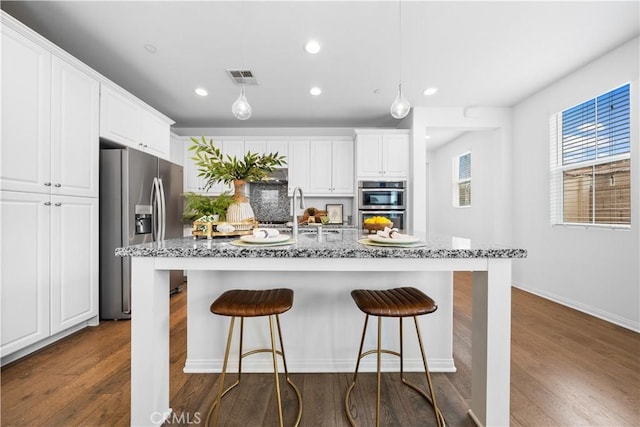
xmin=358 ymin=180 xmax=407 ymax=230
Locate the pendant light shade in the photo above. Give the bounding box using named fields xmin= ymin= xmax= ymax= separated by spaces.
xmin=232 ymin=85 xmax=252 ymax=120
xmin=390 ymin=84 xmax=410 ymax=119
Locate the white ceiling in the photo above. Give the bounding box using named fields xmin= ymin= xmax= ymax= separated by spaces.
xmin=2 ymin=1 xmax=638 ymax=146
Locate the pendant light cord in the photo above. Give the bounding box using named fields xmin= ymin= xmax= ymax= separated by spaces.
xmin=398 ymin=0 xmax=402 ymax=89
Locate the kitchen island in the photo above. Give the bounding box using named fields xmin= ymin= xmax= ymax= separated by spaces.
xmin=117 ymin=230 xmax=526 ymax=426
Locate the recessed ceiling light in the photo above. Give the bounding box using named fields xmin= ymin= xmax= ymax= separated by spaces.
xmin=304 ymin=40 xmax=321 ymax=54
xmin=425 ymin=135 xmax=431 ymax=140
xmin=144 ymin=44 xmax=157 ymax=54
xmin=309 ymin=86 xmax=322 ymax=96
xmin=423 ymin=87 xmax=438 ymax=96
xmin=195 ymin=88 xmax=208 ymax=97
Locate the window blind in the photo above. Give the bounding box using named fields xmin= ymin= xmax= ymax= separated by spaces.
xmin=551 ymin=83 xmax=631 ymax=226
xmin=562 ymin=84 xmax=630 ymax=165
xmin=457 ymin=153 xmax=471 ymax=207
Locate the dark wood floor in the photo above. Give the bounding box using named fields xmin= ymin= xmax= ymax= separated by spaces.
xmin=2 ymin=273 xmax=638 ymax=426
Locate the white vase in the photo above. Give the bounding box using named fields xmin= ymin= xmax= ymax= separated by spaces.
xmin=226 ymin=202 xmax=255 ymax=223
xmin=226 ymin=179 xmax=255 ymax=222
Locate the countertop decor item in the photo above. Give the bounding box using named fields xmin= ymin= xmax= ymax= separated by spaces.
xmin=189 ymin=137 xmax=286 ymax=222
xmin=183 ymin=192 xmax=233 ymax=222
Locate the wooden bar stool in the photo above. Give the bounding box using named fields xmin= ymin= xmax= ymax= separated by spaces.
xmin=206 ymin=288 xmax=302 ymax=427
xmin=345 ymin=287 xmax=446 ymax=427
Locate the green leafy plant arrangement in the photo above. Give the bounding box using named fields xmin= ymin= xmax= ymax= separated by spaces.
xmin=189 ymin=136 xmax=287 ymax=190
xmin=183 ymin=192 xmax=234 ymax=222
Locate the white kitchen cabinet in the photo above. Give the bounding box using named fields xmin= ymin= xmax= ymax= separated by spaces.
xmin=331 ymin=139 xmax=355 ymax=193
xmin=308 ymin=140 xmax=333 ymax=194
xmin=0 ymin=192 xmax=98 ymax=357
xmin=1 ymin=26 xmax=100 ymax=199
xmin=0 ymin=192 xmax=51 ymax=357
xmin=49 ymin=196 xmax=99 ymax=334
xmin=307 ymin=139 xmax=354 ymax=196
xmin=50 ymin=57 xmax=100 ymax=198
xmin=141 ymin=109 xmax=171 ymax=159
xmin=288 ymin=140 xmax=310 ymax=195
xmin=100 ymin=84 xmax=173 ymax=160
xmin=266 ymin=141 xmax=288 ymax=160
xmin=99 ymin=85 xmax=141 ymax=147
xmin=244 ymin=140 xmax=266 ymax=155
xmin=355 ymin=131 xmax=410 ymax=178
xmin=0 ymin=25 xmax=51 ymax=195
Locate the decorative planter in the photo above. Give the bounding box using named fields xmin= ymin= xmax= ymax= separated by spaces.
xmin=226 ymin=179 xmax=255 ymax=222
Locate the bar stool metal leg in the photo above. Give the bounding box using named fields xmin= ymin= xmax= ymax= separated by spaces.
xmin=269 ymin=315 xmax=285 ymax=427
xmin=345 ymin=314 xmax=447 ymax=427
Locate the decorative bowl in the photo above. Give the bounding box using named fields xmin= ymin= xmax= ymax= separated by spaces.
xmin=363 ymin=222 xmax=393 ymax=233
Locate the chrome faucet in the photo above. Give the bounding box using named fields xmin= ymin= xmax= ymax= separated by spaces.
xmin=291 ymin=187 xmax=305 ymax=238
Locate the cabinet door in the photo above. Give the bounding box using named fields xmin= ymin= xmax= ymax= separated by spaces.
xmin=0 ymin=191 xmax=50 ymax=357
xmin=355 ymin=134 xmax=383 ymax=178
xmin=244 ymin=140 xmax=266 ymax=156
xmin=0 ymin=26 xmax=51 ymax=194
xmin=331 ymin=139 xmax=355 ymax=194
xmin=141 ymin=110 xmax=170 ymax=160
xmin=50 ymin=196 xmax=98 ymax=334
xmin=288 ymin=140 xmax=310 ymax=195
xmin=50 ymin=57 xmax=100 ymax=198
xmin=99 ymin=85 xmax=141 ymax=147
xmin=382 ymin=134 xmax=409 ymax=177
xmin=266 ymin=141 xmax=288 ymax=160
xmin=308 ymin=140 xmax=333 ymax=194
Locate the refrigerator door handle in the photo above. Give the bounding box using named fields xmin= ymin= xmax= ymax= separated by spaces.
xmin=158 ymin=178 xmax=167 ymax=241
xmin=151 ymin=177 xmax=160 ymax=241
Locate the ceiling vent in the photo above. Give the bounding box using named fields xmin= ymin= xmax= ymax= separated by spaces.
xmin=226 ymin=69 xmax=258 ymax=85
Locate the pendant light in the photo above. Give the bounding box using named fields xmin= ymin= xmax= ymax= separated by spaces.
xmin=390 ymin=0 xmax=410 ymax=119
xmin=232 ymin=83 xmax=251 ymax=120
xmin=232 ymin=0 xmax=252 ymax=121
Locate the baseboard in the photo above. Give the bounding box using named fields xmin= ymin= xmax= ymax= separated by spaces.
xmin=1 ymin=320 xmax=94 ymax=366
xmin=184 ymin=357 xmax=456 ymax=374
xmin=512 ymin=283 xmax=640 ymax=333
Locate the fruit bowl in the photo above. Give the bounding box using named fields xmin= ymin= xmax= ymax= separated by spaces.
xmin=363 ymin=222 xmax=393 ymax=233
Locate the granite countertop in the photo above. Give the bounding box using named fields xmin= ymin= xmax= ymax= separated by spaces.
xmin=116 ymin=229 xmax=527 ymax=259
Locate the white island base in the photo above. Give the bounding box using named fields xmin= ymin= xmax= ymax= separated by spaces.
xmin=185 ymin=268 xmax=455 ymax=374
xmin=129 ymin=255 xmax=512 ymax=427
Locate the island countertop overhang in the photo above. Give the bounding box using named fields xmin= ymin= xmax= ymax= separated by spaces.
xmin=115 ymin=231 xmax=527 ymax=259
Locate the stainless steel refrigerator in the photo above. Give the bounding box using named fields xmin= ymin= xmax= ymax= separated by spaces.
xmin=99 ymin=147 xmax=184 ymax=320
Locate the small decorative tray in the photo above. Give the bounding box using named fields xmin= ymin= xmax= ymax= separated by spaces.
xmin=192 ymin=219 xmax=258 ymax=239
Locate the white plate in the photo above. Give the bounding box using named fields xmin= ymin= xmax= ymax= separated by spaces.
xmin=240 ymin=234 xmax=291 ymax=244
xmin=368 ymin=234 xmax=419 ymax=244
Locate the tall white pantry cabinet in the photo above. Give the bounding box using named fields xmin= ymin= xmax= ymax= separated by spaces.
xmin=1 ymin=18 xmax=99 ymax=361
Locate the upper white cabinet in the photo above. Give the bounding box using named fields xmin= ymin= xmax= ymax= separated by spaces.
xmin=183 ymin=136 xmax=354 ymax=197
xmin=287 ymin=140 xmax=310 ymax=195
xmin=355 ymin=130 xmax=410 ymax=178
xmin=100 ymin=84 xmax=173 ymax=160
xmin=0 ymin=26 xmax=99 ymax=198
xmin=51 ymin=57 xmax=100 ymax=198
xmin=308 ymin=138 xmax=354 ymax=195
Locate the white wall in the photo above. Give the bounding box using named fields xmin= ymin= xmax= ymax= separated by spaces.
xmin=512 ymin=37 xmax=639 ymax=331
xmin=411 ymin=107 xmax=512 ymax=242
xmin=429 ymin=130 xmax=500 ymax=243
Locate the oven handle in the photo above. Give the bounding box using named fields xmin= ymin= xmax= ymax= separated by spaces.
xmin=359 ymin=210 xmax=406 ymax=215
xmin=360 ymin=188 xmax=405 ymax=192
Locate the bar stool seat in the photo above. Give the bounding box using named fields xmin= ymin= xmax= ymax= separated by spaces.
xmin=345 ymin=286 xmax=446 ymax=427
xmin=206 ymin=288 xmax=302 ymax=427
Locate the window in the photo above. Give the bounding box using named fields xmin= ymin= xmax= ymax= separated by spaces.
xmin=454 ymin=152 xmax=471 ymax=207
xmin=550 ymin=84 xmax=631 ymax=226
